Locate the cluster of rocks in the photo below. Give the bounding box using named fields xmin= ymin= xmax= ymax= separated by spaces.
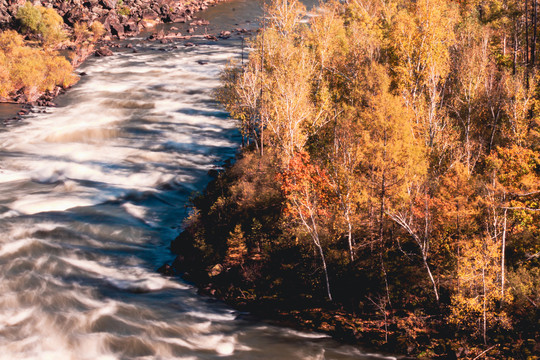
xmin=0 ymin=0 xmax=223 ymax=37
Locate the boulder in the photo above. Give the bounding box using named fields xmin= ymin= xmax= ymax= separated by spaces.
xmin=157 ymin=264 xmax=176 ymax=276
xmin=100 ymin=0 xmax=116 ymax=10
xmin=63 ymin=6 xmax=88 ymax=26
xmin=95 ymin=46 xmax=113 ymax=56
xmin=104 ymin=14 xmax=124 ymax=37
xmin=167 ymin=13 xmax=186 ymax=23
xmin=190 ymin=19 xmax=209 ymax=26
xmin=83 ymin=0 xmax=99 ymax=7
xmin=123 ymin=19 xmax=138 ymax=33
xmin=142 ymin=8 xmax=158 ymax=20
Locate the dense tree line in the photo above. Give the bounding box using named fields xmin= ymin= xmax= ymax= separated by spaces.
xmin=176 ymin=0 xmax=539 ymax=357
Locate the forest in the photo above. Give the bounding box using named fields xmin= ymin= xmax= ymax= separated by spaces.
xmin=172 ymin=0 xmax=540 ymax=358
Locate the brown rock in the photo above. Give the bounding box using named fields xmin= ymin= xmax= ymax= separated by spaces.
xmin=190 ymin=19 xmax=209 ymax=26
xmin=157 ymin=264 xmax=175 ymax=276
xmin=100 ymin=0 xmax=116 ymax=10
xmin=142 ymin=8 xmax=159 ymax=20
xmin=104 ymin=14 xmax=124 ymax=37
xmin=219 ymin=30 xmax=231 ymax=39
xmin=95 ymin=46 xmax=113 ymax=56
xmin=83 ymin=0 xmax=99 ymax=7
xmin=123 ymin=19 xmax=139 ymax=33
xmin=167 ymin=12 xmax=186 ymax=23
xmin=63 ymin=6 xmax=88 ymax=26
xmin=204 ymin=34 xmax=218 ymax=41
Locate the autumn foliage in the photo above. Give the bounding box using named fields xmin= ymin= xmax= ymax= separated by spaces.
xmin=0 ymin=2 xmax=105 ymax=102
xmin=0 ymin=30 xmax=77 ymax=101
xmin=181 ymin=0 xmax=540 ymax=358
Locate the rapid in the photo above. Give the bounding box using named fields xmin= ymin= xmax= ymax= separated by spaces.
xmin=0 ymin=0 xmax=396 ymax=358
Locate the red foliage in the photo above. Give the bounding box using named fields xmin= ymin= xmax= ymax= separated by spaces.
xmin=279 ymin=151 xmax=331 ymax=221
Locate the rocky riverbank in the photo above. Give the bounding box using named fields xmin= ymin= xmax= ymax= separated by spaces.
xmin=0 ymin=0 xmax=224 ymax=38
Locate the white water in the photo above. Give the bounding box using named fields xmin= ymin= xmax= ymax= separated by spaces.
xmin=0 ymin=1 xmax=397 ymax=359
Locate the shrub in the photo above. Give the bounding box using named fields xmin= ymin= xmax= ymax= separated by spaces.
xmin=90 ymin=21 xmax=105 ymax=41
xmin=16 ymin=2 xmax=66 ymax=46
xmin=15 ymin=2 xmax=41 ymax=34
xmin=118 ymin=6 xmax=131 ymax=16
xmin=39 ymin=7 xmax=66 ymax=45
xmin=0 ymin=30 xmax=77 ymax=100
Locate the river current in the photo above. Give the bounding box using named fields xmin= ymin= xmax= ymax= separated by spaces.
xmin=0 ymin=1 xmax=396 ymax=358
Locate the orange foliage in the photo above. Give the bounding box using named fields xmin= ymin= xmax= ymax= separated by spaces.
xmin=0 ymin=30 xmax=77 ymax=101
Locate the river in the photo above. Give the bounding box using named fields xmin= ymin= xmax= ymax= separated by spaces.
xmin=0 ymin=0 xmax=396 ymax=358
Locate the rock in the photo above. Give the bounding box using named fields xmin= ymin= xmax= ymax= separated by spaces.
xmin=147 ymin=30 xmax=164 ymax=41
xmin=184 ymin=42 xmax=195 ymax=47
xmin=197 ymin=60 xmax=208 ymax=65
xmin=63 ymin=6 xmax=88 ymax=26
xmin=187 ymin=27 xmax=194 ymax=33
xmin=219 ymin=30 xmax=231 ymax=39
xmin=100 ymin=0 xmax=116 ymax=10
xmin=109 ymin=19 xmax=124 ymax=37
xmin=142 ymin=8 xmax=159 ymax=20
xmin=95 ymin=46 xmax=113 ymax=56
xmin=159 ymin=4 xmax=169 ymax=17
xmin=157 ymin=264 xmax=176 ymax=276
xmin=125 ymin=43 xmax=133 ymax=48
xmin=190 ymin=19 xmax=209 ymax=26
xmin=83 ymin=0 xmax=99 ymax=7
xmin=90 ymin=6 xmax=105 ymax=18
xmin=123 ymin=19 xmax=139 ymax=34
xmin=167 ymin=13 xmax=186 ymax=23
xmin=204 ymin=34 xmax=218 ymax=41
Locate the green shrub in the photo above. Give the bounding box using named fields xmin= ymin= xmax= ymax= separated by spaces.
xmin=118 ymin=6 xmax=131 ymax=16
xmin=16 ymin=2 xmax=66 ymax=46
xmin=15 ymin=2 xmax=41 ymax=33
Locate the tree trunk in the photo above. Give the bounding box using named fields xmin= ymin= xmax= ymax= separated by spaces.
xmin=346 ymin=211 xmax=354 ymax=262
xmin=514 ymin=21 xmax=518 ymax=75
xmin=423 ymin=253 xmax=440 ymax=303
xmin=315 ymin=240 xmax=333 ymax=301
xmin=379 ymin=129 xmax=391 ymax=307
xmin=533 ymin=0 xmax=537 ymax=65
xmin=482 ymin=261 xmax=487 ymax=345
xmin=527 ymin=0 xmax=530 ymax=64
xmin=501 ymin=208 xmax=507 ymax=301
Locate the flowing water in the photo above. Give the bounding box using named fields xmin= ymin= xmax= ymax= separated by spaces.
xmin=0 ymin=1 xmax=396 ymax=358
